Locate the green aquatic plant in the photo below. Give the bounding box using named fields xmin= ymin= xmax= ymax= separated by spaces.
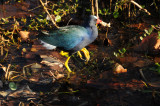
xmin=114 ymin=48 xmax=127 ymax=57
xmin=150 ymin=63 xmax=160 ymax=74
xmin=140 ymin=25 xmax=160 ymax=40
xmin=158 ymin=31 xmax=160 ymax=39
xmin=140 ymin=26 xmax=153 ymax=40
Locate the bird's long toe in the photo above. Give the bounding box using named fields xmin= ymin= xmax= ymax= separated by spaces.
xmin=64 ymin=56 xmax=75 ymax=78
xmin=65 ymin=56 xmax=72 ymax=72
xmin=77 ymin=51 xmax=85 ymax=60
xmin=60 ymin=51 xmax=69 ymax=57
xmin=81 ymin=48 xmax=90 ymax=63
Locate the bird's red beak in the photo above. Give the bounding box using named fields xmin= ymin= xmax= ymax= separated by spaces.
xmin=96 ymin=18 xmax=102 ymax=24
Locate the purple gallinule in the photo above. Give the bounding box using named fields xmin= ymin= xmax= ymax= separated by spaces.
xmin=38 ymin=15 xmax=101 ymax=73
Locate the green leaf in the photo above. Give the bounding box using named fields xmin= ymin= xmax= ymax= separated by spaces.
xmin=142 ymin=5 xmax=145 ymax=8
xmin=52 ymin=5 xmax=55 ymax=9
xmin=54 ymin=11 xmax=58 ymax=15
xmin=158 ymin=31 xmax=160 ymax=39
xmin=86 ymin=9 xmax=91 ymax=12
xmin=118 ymin=49 xmax=122 ymax=54
xmin=113 ymin=11 xmax=119 ymax=18
xmin=99 ymin=10 xmax=103 ymax=15
xmin=155 ymin=63 xmax=160 ymax=67
xmin=144 ymin=29 xmax=149 ymax=35
xmin=148 ymin=27 xmax=153 ymax=33
xmin=122 ymin=48 xmax=126 ymax=53
xmin=114 ymin=52 xmax=119 ymax=57
xmin=140 ymin=36 xmax=143 ymax=40
xmin=118 ymin=48 xmax=126 ymax=54
xmin=103 ymin=8 xmax=107 ymax=12
xmin=149 ymin=67 xmax=156 ymax=71
xmin=9 ymin=82 xmax=17 ymax=91
xmin=39 ymin=15 xmax=43 ymax=17
xmin=104 ymin=9 xmax=110 ymax=15
xmin=55 ymin=15 xmax=61 ymax=22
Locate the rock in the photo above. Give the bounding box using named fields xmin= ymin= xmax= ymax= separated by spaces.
xmin=113 ymin=63 xmax=127 ymax=74
xmin=134 ymin=32 xmax=160 ymax=54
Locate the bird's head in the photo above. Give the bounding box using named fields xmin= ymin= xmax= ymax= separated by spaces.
xmin=83 ymin=15 xmax=103 ymax=27
xmin=92 ymin=15 xmax=102 ymax=24
xmin=89 ymin=15 xmax=102 ymax=25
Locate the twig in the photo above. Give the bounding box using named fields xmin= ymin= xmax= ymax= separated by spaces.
xmin=139 ymin=69 xmax=148 ymax=82
xmin=110 ymin=0 xmax=112 ymax=12
xmin=23 ymin=63 xmax=35 ymax=77
xmin=128 ymin=2 xmax=131 ymax=17
xmin=39 ymin=0 xmax=59 ymax=28
xmin=95 ymin=0 xmax=99 ymax=18
xmin=139 ymin=69 xmax=158 ymax=88
xmin=28 ymin=5 xmax=41 ymax=12
xmin=139 ymin=69 xmax=150 ymax=88
xmin=49 ymin=71 xmax=57 ymax=80
xmin=130 ymin=0 xmax=151 ymax=15
xmin=91 ymin=0 xmax=95 ymax=15
xmin=5 ymin=64 xmax=11 ymax=79
xmin=67 ymin=18 xmax=73 ymax=25
xmin=0 ymin=46 xmax=3 ymax=56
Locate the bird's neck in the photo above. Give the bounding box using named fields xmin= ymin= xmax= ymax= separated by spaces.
xmin=85 ymin=25 xmax=98 ymax=41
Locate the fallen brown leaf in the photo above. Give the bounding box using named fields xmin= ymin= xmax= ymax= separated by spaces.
xmin=19 ymin=31 xmax=30 ymax=41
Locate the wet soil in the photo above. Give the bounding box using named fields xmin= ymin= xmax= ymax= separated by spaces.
xmin=1 ymin=28 xmax=160 ymax=106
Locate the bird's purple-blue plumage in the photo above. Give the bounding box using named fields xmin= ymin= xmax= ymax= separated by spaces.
xmin=38 ymin=15 xmax=98 ymax=53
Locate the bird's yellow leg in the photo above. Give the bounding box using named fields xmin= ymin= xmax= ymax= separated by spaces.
xmin=77 ymin=51 xmax=84 ymax=60
xmin=65 ymin=56 xmax=75 ymax=78
xmin=65 ymin=56 xmax=73 ymax=73
xmin=80 ymin=48 xmax=90 ymax=63
xmin=60 ymin=51 xmax=69 ymax=57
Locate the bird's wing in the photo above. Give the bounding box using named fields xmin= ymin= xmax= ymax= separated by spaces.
xmin=38 ymin=26 xmax=88 ymax=50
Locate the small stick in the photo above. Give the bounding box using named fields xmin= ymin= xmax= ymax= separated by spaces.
xmin=5 ymin=64 xmax=11 ymax=79
xmin=39 ymin=0 xmax=59 ymax=28
xmin=110 ymin=0 xmax=112 ymax=12
xmin=139 ymin=69 xmax=148 ymax=82
xmin=95 ymin=0 xmax=99 ymax=18
xmin=49 ymin=71 xmax=57 ymax=80
xmin=130 ymin=0 xmax=151 ymax=15
xmin=92 ymin=0 xmax=95 ymax=15
xmin=0 ymin=46 xmax=3 ymax=56
xmin=128 ymin=2 xmax=131 ymax=17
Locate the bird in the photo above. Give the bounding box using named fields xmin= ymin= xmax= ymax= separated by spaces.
xmin=38 ymin=15 xmax=102 ymax=74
